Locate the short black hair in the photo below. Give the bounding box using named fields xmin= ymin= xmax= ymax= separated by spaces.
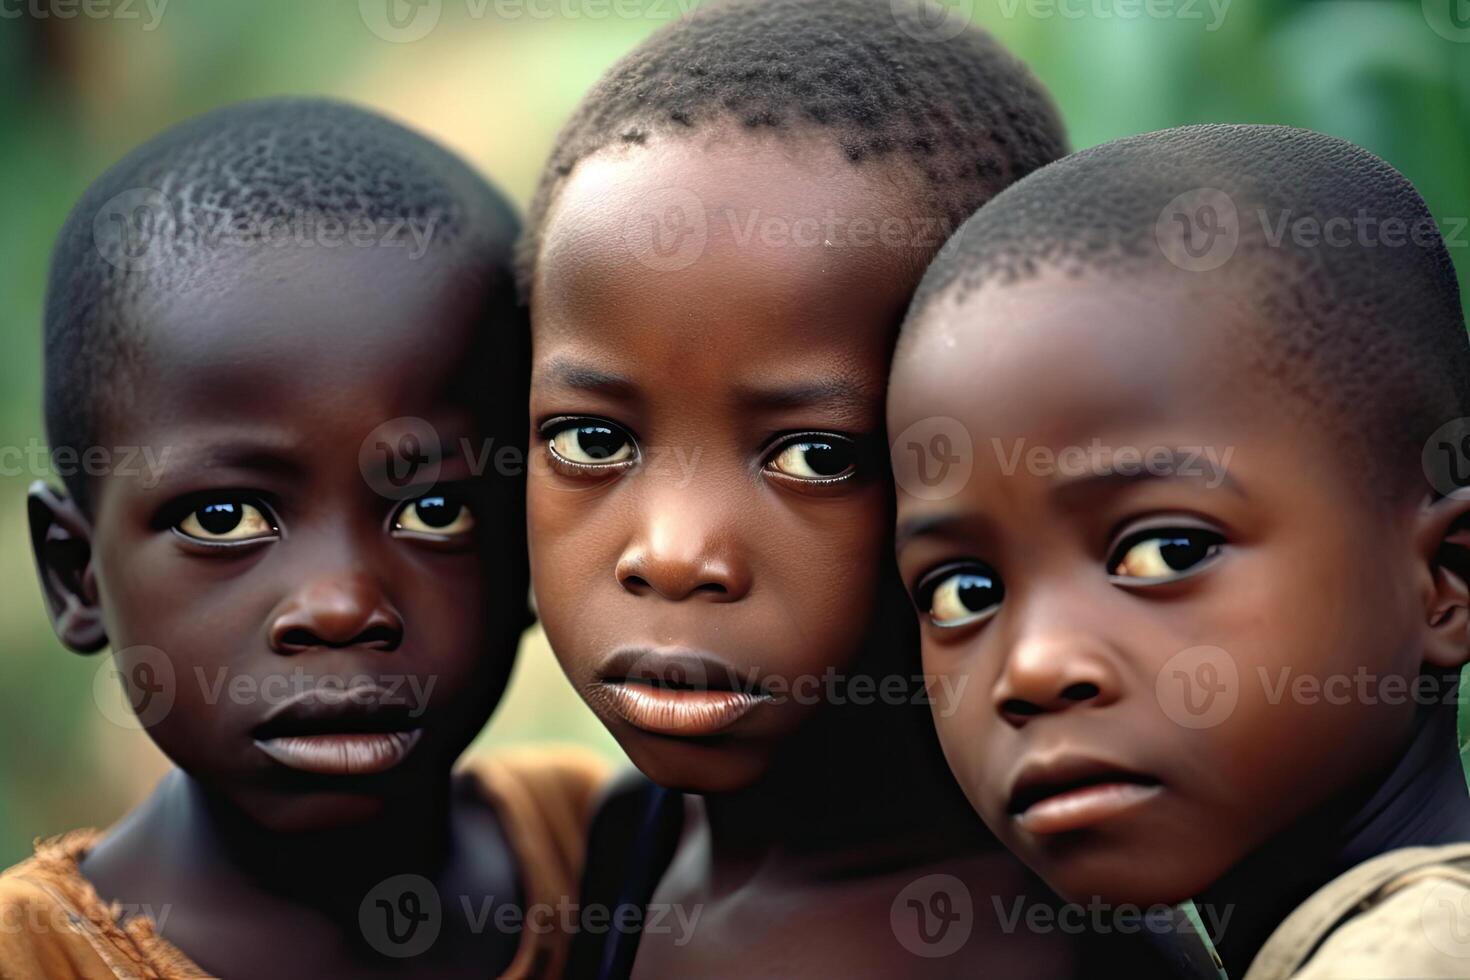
xmin=44 ymin=97 xmax=521 ymax=508
xmin=518 ymin=0 xmax=1067 ymax=295
xmin=904 ymin=124 xmax=1470 ymax=501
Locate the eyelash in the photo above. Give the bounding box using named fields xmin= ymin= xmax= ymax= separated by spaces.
xmin=912 ymin=524 xmax=1227 ymax=628
xmin=538 ymin=418 xmax=867 ymax=486
xmin=162 ymin=491 xmax=477 ymax=552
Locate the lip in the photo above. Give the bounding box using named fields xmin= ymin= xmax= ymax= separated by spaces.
xmin=593 ymin=647 xmax=770 ymax=737
xmin=254 ymin=730 xmax=424 ymax=775
xmin=1007 ymin=754 xmax=1162 ymax=836
xmin=252 ymin=683 xmax=421 ymax=741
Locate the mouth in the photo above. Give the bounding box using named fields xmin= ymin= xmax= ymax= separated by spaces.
xmin=1007 ymin=756 xmax=1162 ymax=836
xmin=592 ymin=648 xmax=771 ymax=737
xmin=251 ymin=684 xmax=425 ymax=776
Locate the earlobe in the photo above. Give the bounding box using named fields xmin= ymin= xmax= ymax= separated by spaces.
xmin=27 ymin=481 xmax=108 ymax=653
xmin=1417 ymin=491 xmax=1470 ymax=669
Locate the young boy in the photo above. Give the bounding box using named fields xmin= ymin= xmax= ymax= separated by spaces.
xmin=890 ymin=123 xmax=1470 ymax=978
xmin=522 ymin=1 xmax=1182 ymax=976
xmin=2 ymin=98 xmax=605 ymax=979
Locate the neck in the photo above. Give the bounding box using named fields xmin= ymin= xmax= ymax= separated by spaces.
xmin=699 ymin=678 xmax=990 ymax=876
xmin=97 ymin=769 xmax=458 ymax=909
xmin=1199 ymin=700 xmax=1470 ymax=979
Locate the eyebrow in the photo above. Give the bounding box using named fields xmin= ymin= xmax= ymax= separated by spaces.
xmin=534 ymin=358 xmax=638 ymax=399
xmin=1049 ymin=450 xmax=1245 ymax=499
xmin=895 ymin=513 xmax=950 ymax=551
xmin=731 ymin=377 xmax=875 ymax=416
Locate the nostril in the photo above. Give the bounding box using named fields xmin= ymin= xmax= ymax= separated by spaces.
xmin=623 ymin=575 xmax=651 ymax=593
xmin=278 ymin=627 xmax=319 ymax=651
xmin=693 ymin=582 xmax=727 ymax=595
xmin=1001 ymin=698 xmax=1042 ymax=719
xmin=357 ymin=624 xmax=402 ymax=651
xmin=1061 ymin=682 xmax=1100 ymax=703
xmin=276 ymin=624 xmax=402 ymax=652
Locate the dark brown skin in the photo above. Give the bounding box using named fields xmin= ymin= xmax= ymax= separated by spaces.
xmin=529 ymin=132 xmax=1084 ymax=977
xmin=890 ymin=271 xmax=1470 ymax=918
xmin=29 ymin=246 xmax=529 ymax=979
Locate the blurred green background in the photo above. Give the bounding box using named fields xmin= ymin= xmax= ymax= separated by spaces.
xmin=0 ymin=0 xmax=1467 ymax=866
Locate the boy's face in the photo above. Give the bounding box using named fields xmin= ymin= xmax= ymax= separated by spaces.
xmin=890 ymin=271 xmax=1440 ymax=905
xmin=66 ymin=247 xmax=522 ymax=832
xmin=529 ymin=135 xmax=923 ymax=792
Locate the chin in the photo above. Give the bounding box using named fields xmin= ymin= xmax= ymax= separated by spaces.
xmin=229 ymin=787 xmax=397 ymax=834
xmin=619 ymin=735 xmax=772 ymax=795
xmin=1035 ymin=851 xmax=1213 ymax=910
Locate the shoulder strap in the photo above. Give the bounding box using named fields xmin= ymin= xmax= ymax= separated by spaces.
xmin=564 ymin=771 xmax=684 ymax=980
xmin=1243 ymin=843 xmax=1470 ymax=980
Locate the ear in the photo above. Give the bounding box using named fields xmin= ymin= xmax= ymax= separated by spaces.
xmin=27 ymin=481 xmax=107 ymax=653
xmin=1416 ymin=490 xmax=1470 ymax=670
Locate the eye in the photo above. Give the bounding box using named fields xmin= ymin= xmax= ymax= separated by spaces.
xmin=546 ymin=420 xmax=637 ymax=467
xmin=918 ymin=564 xmax=1005 ymax=629
xmin=766 ymin=435 xmax=859 ymax=482
xmin=174 ymin=499 xmax=276 ymax=543
xmin=393 ymin=493 xmax=475 ymax=537
xmin=1108 ymin=527 xmax=1224 ymax=583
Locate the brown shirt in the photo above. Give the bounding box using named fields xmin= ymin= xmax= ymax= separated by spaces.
xmin=0 ymin=746 xmax=609 ymax=979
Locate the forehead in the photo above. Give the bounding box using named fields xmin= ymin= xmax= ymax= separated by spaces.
xmin=108 ymin=246 xmax=493 ymax=444
xmin=533 ymin=130 xmax=928 ymax=383
xmin=889 ymin=271 xmax=1272 ymax=447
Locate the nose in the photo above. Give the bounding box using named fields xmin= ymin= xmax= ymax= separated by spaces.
xmin=267 ymin=570 xmax=404 ymax=653
xmin=615 ymin=507 xmax=751 ymax=603
xmin=992 ymin=617 xmax=1122 ymax=728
